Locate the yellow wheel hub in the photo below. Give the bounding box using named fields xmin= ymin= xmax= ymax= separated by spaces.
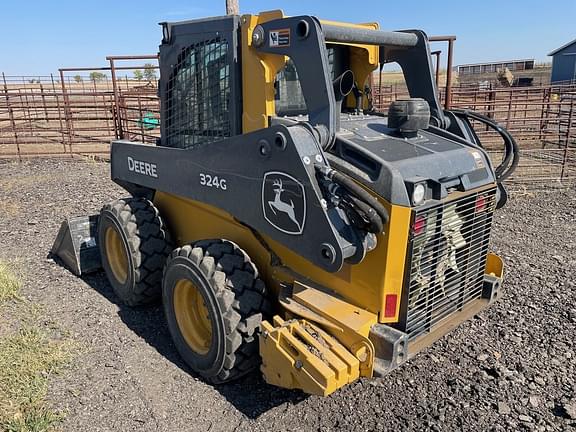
xmin=174 ymin=279 xmax=213 ymax=355
xmin=105 ymin=226 xmax=129 ymax=284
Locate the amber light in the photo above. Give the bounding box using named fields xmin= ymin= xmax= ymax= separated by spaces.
xmin=384 ymin=294 xmax=398 ymax=317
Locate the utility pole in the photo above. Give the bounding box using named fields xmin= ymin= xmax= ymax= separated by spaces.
xmin=226 ymin=0 xmax=239 ymax=15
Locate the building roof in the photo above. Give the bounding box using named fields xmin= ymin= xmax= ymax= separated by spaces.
xmin=457 ymin=59 xmax=534 ymax=68
xmin=548 ymin=38 xmax=576 ymax=56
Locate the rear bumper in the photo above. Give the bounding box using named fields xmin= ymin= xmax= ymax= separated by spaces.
xmin=259 ymin=253 xmax=504 ymax=394
xmin=370 ymin=252 xmax=504 ymax=376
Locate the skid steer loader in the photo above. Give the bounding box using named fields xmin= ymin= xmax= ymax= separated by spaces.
xmin=53 ymin=10 xmax=519 ymax=396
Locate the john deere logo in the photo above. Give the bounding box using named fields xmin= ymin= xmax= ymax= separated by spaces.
xmin=262 ymin=171 xmax=306 ymax=235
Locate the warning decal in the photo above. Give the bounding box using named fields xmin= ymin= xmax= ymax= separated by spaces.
xmin=470 ymin=150 xmax=485 ymax=168
xmin=269 ymin=29 xmax=290 ymax=47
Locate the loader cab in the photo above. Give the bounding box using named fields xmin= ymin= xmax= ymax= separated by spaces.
xmin=158 ymin=15 xmax=243 ymax=149
xmin=158 ymin=12 xmax=443 ymax=149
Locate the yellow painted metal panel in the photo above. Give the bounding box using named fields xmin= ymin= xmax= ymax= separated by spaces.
xmin=319 ymin=19 xmax=380 ymax=110
xmin=240 ymin=11 xmax=286 ymax=133
xmin=485 ymin=252 xmax=504 ymax=278
xmin=267 ymin=200 xmax=411 ymax=323
xmin=153 ymin=191 xmax=275 ymax=288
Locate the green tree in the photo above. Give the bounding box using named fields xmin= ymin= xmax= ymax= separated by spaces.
xmin=73 ymin=75 xmax=83 ymax=83
xmin=143 ymin=64 xmax=157 ymax=82
xmin=133 ymin=69 xmax=144 ymax=81
xmin=89 ymin=71 xmax=106 ymax=83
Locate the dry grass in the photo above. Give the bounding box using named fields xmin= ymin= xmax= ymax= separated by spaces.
xmin=0 ymin=329 xmax=71 ymax=431
xmin=376 ymin=70 xmax=455 ymax=86
xmin=0 ymin=261 xmax=21 ymax=304
xmin=0 ymin=261 xmax=74 ymax=432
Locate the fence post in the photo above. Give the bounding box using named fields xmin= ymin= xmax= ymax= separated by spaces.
xmin=109 ymin=58 xmax=123 ymax=139
xmin=138 ymin=94 xmax=145 ymax=142
xmin=2 ymin=72 xmax=22 ymax=161
xmin=505 ymin=89 xmax=513 ymax=129
xmin=40 ymin=83 xmax=49 ymax=123
xmin=486 ymin=89 xmax=495 ymax=131
xmin=59 ymin=69 xmax=75 ymax=155
xmin=51 ymin=73 xmax=68 ymax=154
xmin=444 ymin=38 xmax=454 ymax=109
xmin=560 ymin=96 xmax=574 ymax=181
xmin=538 ymin=87 xmax=548 ymax=145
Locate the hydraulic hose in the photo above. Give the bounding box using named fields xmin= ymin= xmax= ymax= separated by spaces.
xmin=342 ymin=193 xmax=384 ymax=234
xmin=316 ymin=165 xmax=389 ymax=233
xmin=451 ymin=109 xmax=520 ymax=182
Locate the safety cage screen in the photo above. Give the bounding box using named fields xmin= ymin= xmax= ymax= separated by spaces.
xmin=165 ymin=39 xmax=231 ymax=149
xmin=399 ymin=188 xmax=497 ymax=340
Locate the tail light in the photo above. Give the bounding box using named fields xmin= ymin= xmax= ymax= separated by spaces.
xmin=475 ymin=195 xmax=486 ymax=213
xmin=413 ymin=215 xmax=426 ymax=235
xmin=384 ymin=294 xmax=398 ymax=318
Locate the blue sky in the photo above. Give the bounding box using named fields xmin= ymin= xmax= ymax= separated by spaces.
xmin=0 ymin=0 xmax=574 ymax=75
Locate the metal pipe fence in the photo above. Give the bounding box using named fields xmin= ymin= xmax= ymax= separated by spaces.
xmin=1 ymin=67 xmax=575 ymax=187
xmin=372 ymin=81 xmax=576 ymax=186
xmin=1 ymin=57 xmax=159 ymax=160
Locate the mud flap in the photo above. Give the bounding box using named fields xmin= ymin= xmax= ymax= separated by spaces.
xmin=51 ymin=215 xmax=101 ymax=276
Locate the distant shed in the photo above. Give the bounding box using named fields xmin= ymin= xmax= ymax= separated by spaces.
xmin=549 ymin=39 xmax=576 ymax=83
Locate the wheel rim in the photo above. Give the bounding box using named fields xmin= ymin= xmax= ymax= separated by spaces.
xmin=105 ymin=226 xmax=129 ymax=284
xmin=173 ymin=279 xmax=213 ymax=355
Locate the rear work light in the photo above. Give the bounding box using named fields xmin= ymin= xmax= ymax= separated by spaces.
xmin=412 ymin=183 xmax=426 ymax=206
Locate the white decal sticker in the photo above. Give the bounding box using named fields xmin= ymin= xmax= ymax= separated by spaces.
xmin=127 ymin=156 xmax=158 ymax=178
xmin=470 ymin=150 xmax=485 ymax=168
xmin=269 ymin=29 xmax=290 ymax=47
xmin=199 ymin=173 xmax=227 ymax=190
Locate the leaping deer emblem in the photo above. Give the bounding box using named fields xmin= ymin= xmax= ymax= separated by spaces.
xmin=268 ymin=178 xmax=302 ymax=232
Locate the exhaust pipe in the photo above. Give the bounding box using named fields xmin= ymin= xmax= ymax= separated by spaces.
xmin=333 ymin=70 xmax=355 ymax=129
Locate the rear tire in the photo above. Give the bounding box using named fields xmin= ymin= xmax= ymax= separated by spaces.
xmin=162 ymin=239 xmax=272 ymax=383
xmin=98 ymin=197 xmax=172 ymax=306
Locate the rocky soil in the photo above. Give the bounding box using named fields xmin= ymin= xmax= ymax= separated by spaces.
xmin=0 ymin=158 xmax=574 ymax=431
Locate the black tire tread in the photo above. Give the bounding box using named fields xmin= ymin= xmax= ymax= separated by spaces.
xmin=102 ymin=197 xmax=171 ymax=305
xmin=165 ymin=239 xmax=269 ymax=383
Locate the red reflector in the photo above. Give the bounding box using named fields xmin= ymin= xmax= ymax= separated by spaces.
xmin=413 ymin=215 xmax=426 ymax=235
xmin=384 ymin=294 xmax=398 ymax=318
xmin=475 ymin=195 xmax=486 ymax=212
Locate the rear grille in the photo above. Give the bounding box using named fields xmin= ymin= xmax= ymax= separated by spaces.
xmin=402 ymin=188 xmax=497 ymax=340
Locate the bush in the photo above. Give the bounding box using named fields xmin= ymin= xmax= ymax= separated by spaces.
xmin=89 ymin=72 xmax=106 ymax=82
xmin=143 ymin=64 xmax=157 ymax=82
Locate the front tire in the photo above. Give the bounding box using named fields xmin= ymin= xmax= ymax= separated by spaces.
xmin=162 ymin=239 xmax=271 ymax=383
xmin=98 ymin=198 xmax=172 ymax=306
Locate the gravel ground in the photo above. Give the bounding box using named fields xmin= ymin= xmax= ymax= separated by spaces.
xmin=0 ymin=158 xmax=575 ymax=432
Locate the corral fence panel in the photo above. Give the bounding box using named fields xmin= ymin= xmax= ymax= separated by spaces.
xmin=2 ymin=66 xmax=575 ymax=188
xmin=373 ymin=82 xmax=576 ymax=187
